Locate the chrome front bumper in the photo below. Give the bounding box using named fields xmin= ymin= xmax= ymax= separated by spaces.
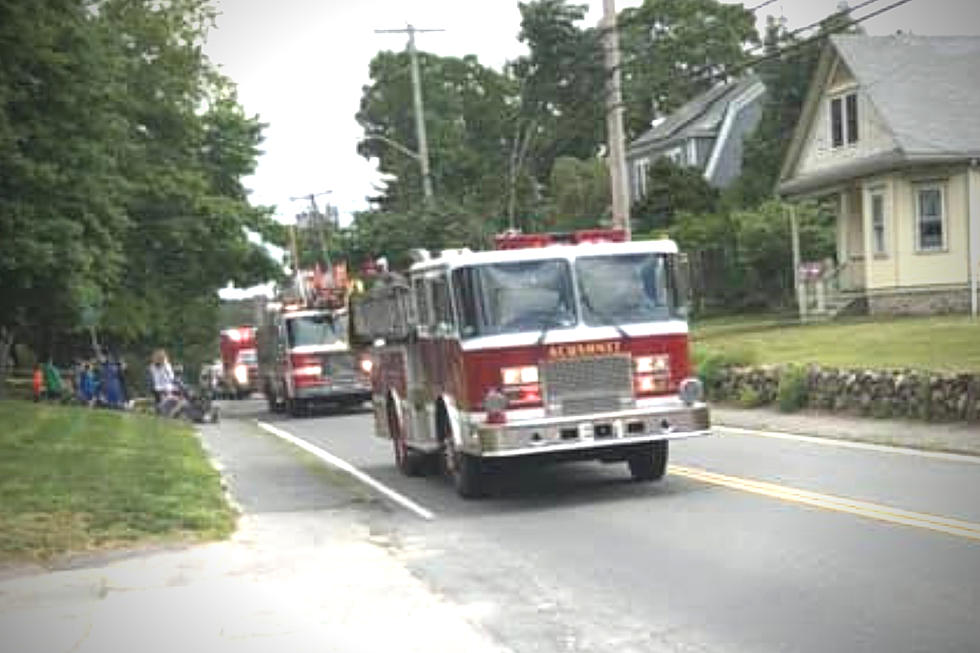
xmin=470 ymin=401 xmax=710 ymax=458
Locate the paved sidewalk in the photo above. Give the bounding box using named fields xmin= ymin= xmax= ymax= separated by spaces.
xmin=711 ymin=405 xmax=980 ymax=457
xmin=0 ymin=416 xmax=509 ymax=653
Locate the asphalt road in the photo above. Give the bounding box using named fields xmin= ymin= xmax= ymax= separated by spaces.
xmin=226 ymin=399 xmax=980 ymax=653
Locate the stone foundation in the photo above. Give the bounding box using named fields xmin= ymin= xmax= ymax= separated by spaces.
xmin=866 ymin=285 xmax=976 ymax=315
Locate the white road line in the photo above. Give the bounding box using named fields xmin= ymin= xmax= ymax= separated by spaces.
xmin=714 ymin=425 xmax=980 ymax=465
xmin=256 ymin=421 xmax=435 ymax=521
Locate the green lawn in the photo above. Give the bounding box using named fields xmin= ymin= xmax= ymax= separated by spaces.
xmin=0 ymin=401 xmax=235 ymax=562
xmin=692 ymin=315 xmax=980 ymax=373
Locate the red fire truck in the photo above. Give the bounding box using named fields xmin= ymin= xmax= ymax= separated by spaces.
xmin=351 ymin=229 xmax=710 ymax=498
xmin=258 ymin=263 xmax=372 ymax=416
xmin=219 ymin=326 xmax=258 ymax=399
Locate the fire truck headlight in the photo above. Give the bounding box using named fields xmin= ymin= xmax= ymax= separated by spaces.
xmin=359 ymin=357 xmax=373 ymax=374
xmin=234 ymin=364 xmax=249 ymax=385
xmin=635 ymin=355 xmax=669 ymax=374
xmin=678 ymin=378 xmax=704 ymax=405
xmin=501 ymin=365 xmax=538 ymax=386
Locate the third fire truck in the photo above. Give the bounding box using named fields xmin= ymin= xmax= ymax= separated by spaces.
xmin=351 ymin=229 xmax=711 ymax=498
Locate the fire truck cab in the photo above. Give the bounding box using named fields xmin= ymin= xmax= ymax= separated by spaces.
xmin=219 ymin=326 xmax=258 ymax=399
xmin=352 ymin=230 xmax=710 ymax=498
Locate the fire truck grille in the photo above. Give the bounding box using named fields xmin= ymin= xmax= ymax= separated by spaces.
xmin=320 ymin=353 xmax=357 ymax=383
xmin=542 ymin=355 xmax=633 ymax=416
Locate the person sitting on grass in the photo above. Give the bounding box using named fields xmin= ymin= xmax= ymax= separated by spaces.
xmin=32 ymin=364 xmax=43 ymax=402
xmin=42 ymin=360 xmax=64 ymax=402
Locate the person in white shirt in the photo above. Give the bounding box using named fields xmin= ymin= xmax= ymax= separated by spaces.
xmin=149 ymin=349 xmax=184 ymax=416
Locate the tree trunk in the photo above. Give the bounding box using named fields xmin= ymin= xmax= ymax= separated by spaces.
xmin=0 ymin=326 xmax=14 ymax=400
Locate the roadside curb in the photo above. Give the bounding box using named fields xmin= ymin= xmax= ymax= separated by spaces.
xmin=195 ymin=428 xmax=245 ymax=520
xmin=710 ymin=406 xmax=980 ymax=459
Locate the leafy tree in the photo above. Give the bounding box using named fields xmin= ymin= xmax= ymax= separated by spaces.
xmin=619 ymin=0 xmax=758 ymax=138
xmin=0 ymin=0 xmax=130 ymax=389
xmin=511 ymin=0 xmax=606 ymax=183
xmin=543 ymin=156 xmax=610 ymax=230
xmin=728 ymin=11 xmax=864 ymax=208
xmin=95 ymin=0 xmax=279 ymax=371
xmin=631 ymin=158 xmax=719 ymax=234
xmin=0 ymin=0 xmax=282 ymax=391
xmin=357 ymin=51 xmax=517 ymax=219
xmin=343 ymin=201 xmax=489 ymax=272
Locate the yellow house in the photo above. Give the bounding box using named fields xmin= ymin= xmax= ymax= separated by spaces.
xmin=778 ymin=34 xmax=980 ymax=316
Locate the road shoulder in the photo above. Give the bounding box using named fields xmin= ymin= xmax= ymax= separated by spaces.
xmin=0 ymin=410 xmax=509 ymax=653
xmin=711 ymin=405 xmax=980 ymax=457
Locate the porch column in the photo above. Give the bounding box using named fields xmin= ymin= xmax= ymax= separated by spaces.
xmin=789 ymin=204 xmax=806 ymax=321
xmin=969 ymin=163 xmax=980 ymax=318
xmin=860 ymin=185 xmax=874 ymax=298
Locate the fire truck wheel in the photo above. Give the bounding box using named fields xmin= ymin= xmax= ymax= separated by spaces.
xmin=627 ymin=440 xmax=669 ymax=481
xmin=389 ymin=407 xmax=423 ymax=477
xmin=287 ymin=399 xmax=305 ymax=417
xmin=443 ymin=438 xmax=486 ymax=499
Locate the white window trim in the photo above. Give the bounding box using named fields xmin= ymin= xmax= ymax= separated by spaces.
xmin=914 ymin=183 xmax=948 ymax=253
xmin=868 ymin=186 xmax=888 ymax=257
xmin=829 ymin=91 xmax=859 ymax=150
xmin=633 ymin=158 xmax=650 ymax=199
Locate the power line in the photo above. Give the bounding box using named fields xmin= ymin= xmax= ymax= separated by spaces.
xmin=636 ymin=0 xmax=889 ymax=87
xmin=748 ymin=0 xmax=781 ymax=13
xmin=711 ymin=0 xmax=917 ymax=84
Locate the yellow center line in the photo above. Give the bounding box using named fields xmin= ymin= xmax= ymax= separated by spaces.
xmin=668 ymin=465 xmax=980 ymax=543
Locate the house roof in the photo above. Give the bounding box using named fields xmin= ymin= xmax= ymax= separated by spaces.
xmin=779 ymin=34 xmax=980 ymax=196
xmin=628 ymin=74 xmax=763 ymax=154
xmin=834 ymin=34 xmax=980 ymax=156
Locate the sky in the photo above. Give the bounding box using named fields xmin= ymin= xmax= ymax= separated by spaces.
xmin=203 ymin=0 xmax=980 ymax=264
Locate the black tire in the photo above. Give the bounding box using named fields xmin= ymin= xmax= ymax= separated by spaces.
xmin=287 ymin=398 xmax=304 ymax=417
xmin=444 ymin=437 xmax=485 ymax=498
xmin=389 ymin=403 xmax=424 ymax=477
xmin=627 ymin=440 xmax=669 ymax=482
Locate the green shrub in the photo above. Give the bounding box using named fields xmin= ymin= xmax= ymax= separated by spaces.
xmin=695 ymin=346 xmax=757 ymax=399
xmin=777 ymin=365 xmax=808 ymax=413
xmin=737 ymin=386 xmax=763 ymax=408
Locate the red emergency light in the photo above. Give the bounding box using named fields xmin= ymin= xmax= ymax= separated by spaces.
xmin=494 ymin=229 xmax=627 ymax=250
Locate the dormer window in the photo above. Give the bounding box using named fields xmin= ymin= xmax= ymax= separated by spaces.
xmin=830 ymin=92 xmax=859 ymax=148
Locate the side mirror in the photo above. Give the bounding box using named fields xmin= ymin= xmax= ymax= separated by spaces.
xmin=672 ymin=253 xmax=692 ymax=318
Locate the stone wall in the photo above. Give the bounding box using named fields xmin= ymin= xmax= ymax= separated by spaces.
xmin=867 ymin=286 xmax=975 ymax=315
xmin=706 ymin=364 xmax=980 ymax=423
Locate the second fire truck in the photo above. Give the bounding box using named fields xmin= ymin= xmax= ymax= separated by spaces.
xmin=351 ymin=229 xmax=711 ymax=498
xmin=258 ymin=263 xmax=372 ymax=416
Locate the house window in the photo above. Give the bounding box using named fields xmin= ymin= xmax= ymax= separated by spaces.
xmin=831 ymin=98 xmax=843 ymax=148
xmin=915 ymin=185 xmax=945 ymax=252
xmin=870 ymin=190 xmax=886 ymax=256
xmin=846 ymin=94 xmax=858 ymax=144
xmin=633 ymin=158 xmax=650 ymax=199
xmin=830 ymin=92 xmax=858 ymax=148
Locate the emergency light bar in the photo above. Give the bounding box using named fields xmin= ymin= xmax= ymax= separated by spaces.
xmin=494 ymin=229 xmax=627 ymax=250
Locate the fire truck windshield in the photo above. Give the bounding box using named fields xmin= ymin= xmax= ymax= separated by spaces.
xmin=285 ymin=313 xmax=346 ymax=347
xmin=453 ymin=260 xmax=576 ymax=337
xmin=576 ymin=253 xmax=674 ymax=326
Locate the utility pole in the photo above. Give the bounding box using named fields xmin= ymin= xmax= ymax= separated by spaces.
xmin=601 ymin=0 xmax=631 ymax=239
xmin=375 ymin=24 xmax=443 ymax=202
xmin=290 ymin=190 xmax=333 ymax=267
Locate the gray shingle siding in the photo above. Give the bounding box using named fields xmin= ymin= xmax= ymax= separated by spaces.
xmin=626 ymin=75 xmax=766 ymax=203
xmin=707 ymin=97 xmax=764 ymax=188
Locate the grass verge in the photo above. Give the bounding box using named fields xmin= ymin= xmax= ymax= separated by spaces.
xmin=693 ymin=315 xmax=980 ymax=373
xmin=0 ymin=400 xmax=236 ymax=563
